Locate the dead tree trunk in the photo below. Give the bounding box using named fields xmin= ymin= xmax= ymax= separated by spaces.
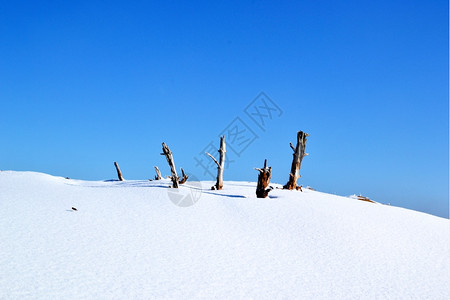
xmin=283 ymin=131 xmax=309 ymax=190
xmin=161 ymin=143 xmax=179 ymax=188
xmin=154 ymin=166 xmax=162 ymax=180
xmin=255 ymin=159 xmax=272 ymax=198
xmin=206 ymin=135 xmax=226 ymax=190
xmin=114 ymin=161 xmax=124 ymax=181
xmin=179 ymin=168 xmax=189 ymax=184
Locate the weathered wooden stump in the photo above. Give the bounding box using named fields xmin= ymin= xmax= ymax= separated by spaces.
xmin=206 ymin=135 xmax=226 ymax=190
xmin=283 ymin=131 xmax=309 ymax=190
xmin=255 ymin=159 xmax=272 ymax=198
xmin=161 ymin=143 xmax=179 ymax=188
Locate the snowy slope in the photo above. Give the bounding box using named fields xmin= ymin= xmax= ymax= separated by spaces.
xmin=0 ymin=171 xmax=448 ymax=299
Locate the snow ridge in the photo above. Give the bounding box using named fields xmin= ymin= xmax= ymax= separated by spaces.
xmin=0 ymin=171 xmax=448 ymax=299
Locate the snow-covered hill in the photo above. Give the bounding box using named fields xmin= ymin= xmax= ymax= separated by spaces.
xmin=0 ymin=171 xmax=448 ymax=299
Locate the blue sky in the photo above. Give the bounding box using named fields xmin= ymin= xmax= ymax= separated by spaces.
xmin=0 ymin=0 xmax=448 ymax=218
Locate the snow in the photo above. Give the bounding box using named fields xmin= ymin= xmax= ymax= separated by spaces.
xmin=0 ymin=171 xmax=448 ymax=299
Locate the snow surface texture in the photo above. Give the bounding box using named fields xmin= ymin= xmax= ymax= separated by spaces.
xmin=0 ymin=171 xmax=448 ymax=299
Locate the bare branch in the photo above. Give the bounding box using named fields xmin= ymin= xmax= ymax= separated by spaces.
xmin=154 ymin=166 xmax=162 ymax=180
xmin=206 ymin=152 xmax=220 ymax=168
xmin=179 ymin=168 xmax=189 ymax=184
xmin=114 ymin=162 xmax=124 ymax=181
xmin=290 ymin=142 xmax=295 ymax=152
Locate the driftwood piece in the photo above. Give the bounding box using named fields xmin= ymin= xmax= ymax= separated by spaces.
xmin=353 ymin=195 xmax=375 ymax=203
xmin=255 ymin=159 xmax=272 ymax=198
xmin=283 ymin=131 xmax=309 ymax=190
xmin=161 ymin=143 xmax=179 ymax=188
xmin=179 ymin=168 xmax=189 ymax=184
xmin=154 ymin=166 xmax=162 ymax=180
xmin=206 ymin=135 xmax=226 ymax=190
xmin=114 ymin=161 xmax=124 ymax=181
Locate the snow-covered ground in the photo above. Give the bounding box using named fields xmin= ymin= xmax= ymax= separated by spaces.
xmin=0 ymin=171 xmax=448 ymax=299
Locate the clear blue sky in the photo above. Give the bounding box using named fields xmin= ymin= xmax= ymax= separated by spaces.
xmin=1 ymin=0 xmax=448 ymax=218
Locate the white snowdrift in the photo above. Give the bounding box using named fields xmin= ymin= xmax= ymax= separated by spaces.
xmin=0 ymin=171 xmax=448 ymax=299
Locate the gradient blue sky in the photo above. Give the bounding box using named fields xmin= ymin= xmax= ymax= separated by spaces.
xmin=1 ymin=0 xmax=448 ymax=218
